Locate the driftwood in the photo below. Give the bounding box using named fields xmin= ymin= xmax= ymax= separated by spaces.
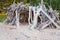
xmin=4 ymin=1 xmax=60 ymax=30
xmin=4 ymin=2 xmax=29 ymax=25
xmin=3 ymin=0 xmax=60 ymax=38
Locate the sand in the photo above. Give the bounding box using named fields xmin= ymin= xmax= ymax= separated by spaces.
xmin=0 ymin=23 xmax=60 ymax=40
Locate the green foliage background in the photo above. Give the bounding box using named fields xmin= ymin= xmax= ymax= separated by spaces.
xmin=0 ymin=0 xmax=60 ymax=11
xmin=0 ymin=0 xmax=60 ymax=22
xmin=0 ymin=13 xmax=7 ymax=22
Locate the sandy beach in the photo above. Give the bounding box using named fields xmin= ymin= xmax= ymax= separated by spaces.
xmin=0 ymin=23 xmax=60 ymax=40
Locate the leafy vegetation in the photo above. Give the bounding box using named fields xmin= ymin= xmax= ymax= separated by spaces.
xmin=0 ymin=13 xmax=7 ymax=22
xmin=0 ymin=0 xmax=60 ymax=11
xmin=0 ymin=0 xmax=60 ymax=22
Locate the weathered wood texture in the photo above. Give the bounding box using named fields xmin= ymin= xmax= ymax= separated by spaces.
xmin=4 ymin=2 xmax=60 ymax=30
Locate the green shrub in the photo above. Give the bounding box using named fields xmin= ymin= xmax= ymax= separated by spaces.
xmin=0 ymin=13 xmax=7 ymax=22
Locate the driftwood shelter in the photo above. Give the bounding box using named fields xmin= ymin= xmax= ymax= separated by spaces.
xmin=4 ymin=0 xmax=60 ymax=30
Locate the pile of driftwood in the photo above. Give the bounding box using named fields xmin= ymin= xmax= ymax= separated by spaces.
xmin=4 ymin=2 xmax=29 ymax=25
xmin=4 ymin=1 xmax=60 ymax=30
